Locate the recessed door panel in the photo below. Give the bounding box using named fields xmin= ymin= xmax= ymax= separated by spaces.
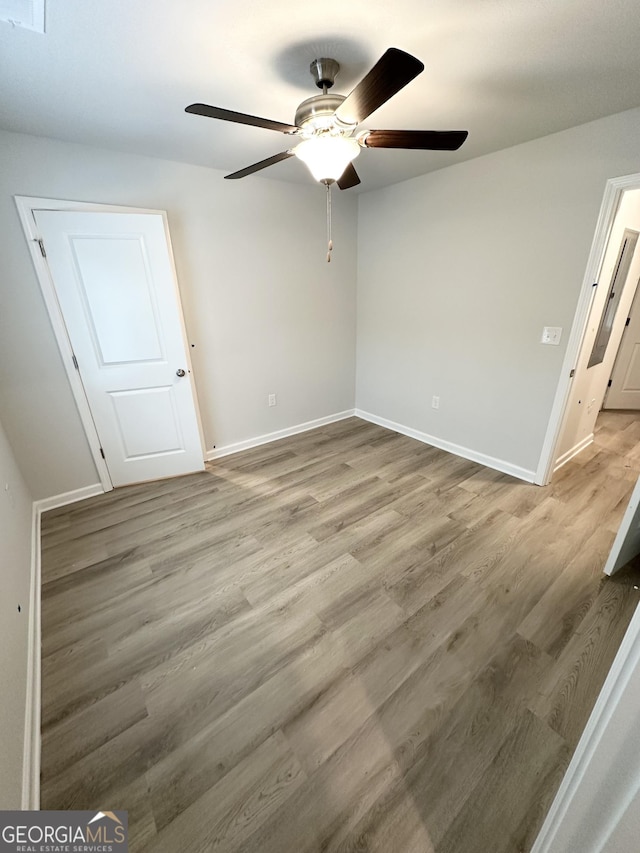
xmin=70 ymin=235 xmax=164 ymax=366
xmin=110 ymin=387 xmax=183 ymax=459
xmin=621 ymin=345 xmax=640 ymax=391
xmin=606 ymin=279 xmax=640 ymax=410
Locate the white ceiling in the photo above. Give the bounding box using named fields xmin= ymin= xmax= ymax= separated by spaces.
xmin=2 ymin=0 xmax=640 ymax=192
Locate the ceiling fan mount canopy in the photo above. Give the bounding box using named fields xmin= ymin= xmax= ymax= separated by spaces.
xmin=185 ymin=47 xmax=469 ymax=189
xmin=309 ymin=57 xmax=341 ymax=91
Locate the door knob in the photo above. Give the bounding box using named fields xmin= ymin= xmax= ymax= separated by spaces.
xmin=176 ymin=368 xmax=186 ymax=377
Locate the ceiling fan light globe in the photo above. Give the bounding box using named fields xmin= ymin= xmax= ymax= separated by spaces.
xmin=294 ymin=136 xmax=360 ymax=183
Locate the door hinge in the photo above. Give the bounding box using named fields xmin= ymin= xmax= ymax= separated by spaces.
xmin=99 ymin=447 xmax=105 ymax=459
xmin=72 ymin=354 xmax=79 ymax=370
xmin=608 ymin=379 xmax=612 ymax=388
xmin=626 ymin=317 xmax=631 ymax=327
xmin=569 ymin=368 xmax=576 ymax=378
xmin=36 ymin=238 xmax=46 ymax=258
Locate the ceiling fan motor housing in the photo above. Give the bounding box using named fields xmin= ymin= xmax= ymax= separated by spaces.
xmin=294 ymin=93 xmax=347 ymax=132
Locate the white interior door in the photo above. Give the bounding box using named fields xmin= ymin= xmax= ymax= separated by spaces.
xmin=605 ymin=278 xmax=640 ymax=409
xmin=34 ymin=209 xmax=204 ymax=487
xmin=604 ymin=475 xmax=640 ymax=575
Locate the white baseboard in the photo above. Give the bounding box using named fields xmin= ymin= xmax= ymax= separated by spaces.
xmin=205 ymin=408 xmax=536 ymax=484
xmin=22 ymin=504 xmax=41 ymax=810
xmin=355 ymin=409 xmax=536 ymax=483
xmin=206 ymin=410 xmax=356 ymax=460
xmin=34 ymin=483 xmax=105 ymax=514
xmin=553 ymin=433 xmax=594 ymax=473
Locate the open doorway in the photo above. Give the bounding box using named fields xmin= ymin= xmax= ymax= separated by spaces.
xmin=553 ymin=189 xmax=640 ymax=473
xmin=537 ymin=176 xmax=640 ymax=484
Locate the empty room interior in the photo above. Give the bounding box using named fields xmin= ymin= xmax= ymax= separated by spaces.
xmin=4 ymin=1 xmax=640 ymax=851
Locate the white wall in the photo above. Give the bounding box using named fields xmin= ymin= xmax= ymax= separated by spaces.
xmin=556 ymin=188 xmax=640 ymax=463
xmin=0 ymin=129 xmax=358 ymax=499
xmin=0 ymin=414 xmax=33 ymax=808
xmin=356 ymin=107 xmax=640 ymax=476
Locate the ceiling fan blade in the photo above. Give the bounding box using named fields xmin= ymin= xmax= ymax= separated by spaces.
xmin=337 ymin=162 xmax=361 ymax=190
xmin=224 ymin=151 xmax=294 ymax=180
xmin=363 ymin=129 xmax=468 ymax=150
xmin=334 ymin=48 xmax=424 ymax=127
xmin=186 ymin=104 xmax=298 ymax=134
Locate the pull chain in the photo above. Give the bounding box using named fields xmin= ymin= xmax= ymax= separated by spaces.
xmin=326 ymin=180 xmax=333 ymax=263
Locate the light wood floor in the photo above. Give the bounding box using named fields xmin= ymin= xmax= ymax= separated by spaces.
xmin=40 ymin=412 xmax=640 ymax=852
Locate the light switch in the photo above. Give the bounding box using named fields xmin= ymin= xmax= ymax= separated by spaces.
xmin=541 ymin=326 xmax=562 ymax=346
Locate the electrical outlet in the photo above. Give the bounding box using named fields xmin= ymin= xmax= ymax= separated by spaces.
xmin=268 ymin=394 xmax=276 ymax=407
xmin=541 ymin=326 xmax=563 ymax=346
xmin=432 ymin=396 xmax=440 ymax=410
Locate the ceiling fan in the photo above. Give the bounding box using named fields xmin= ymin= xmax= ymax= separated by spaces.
xmin=185 ymin=47 xmax=468 ymax=190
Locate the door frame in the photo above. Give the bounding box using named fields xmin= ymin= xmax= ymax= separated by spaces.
xmin=535 ymin=172 xmax=640 ymax=485
xmin=15 ymin=196 xmax=204 ymax=492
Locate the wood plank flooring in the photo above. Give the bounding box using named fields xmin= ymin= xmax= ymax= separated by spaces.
xmin=40 ymin=412 xmax=640 ymax=852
